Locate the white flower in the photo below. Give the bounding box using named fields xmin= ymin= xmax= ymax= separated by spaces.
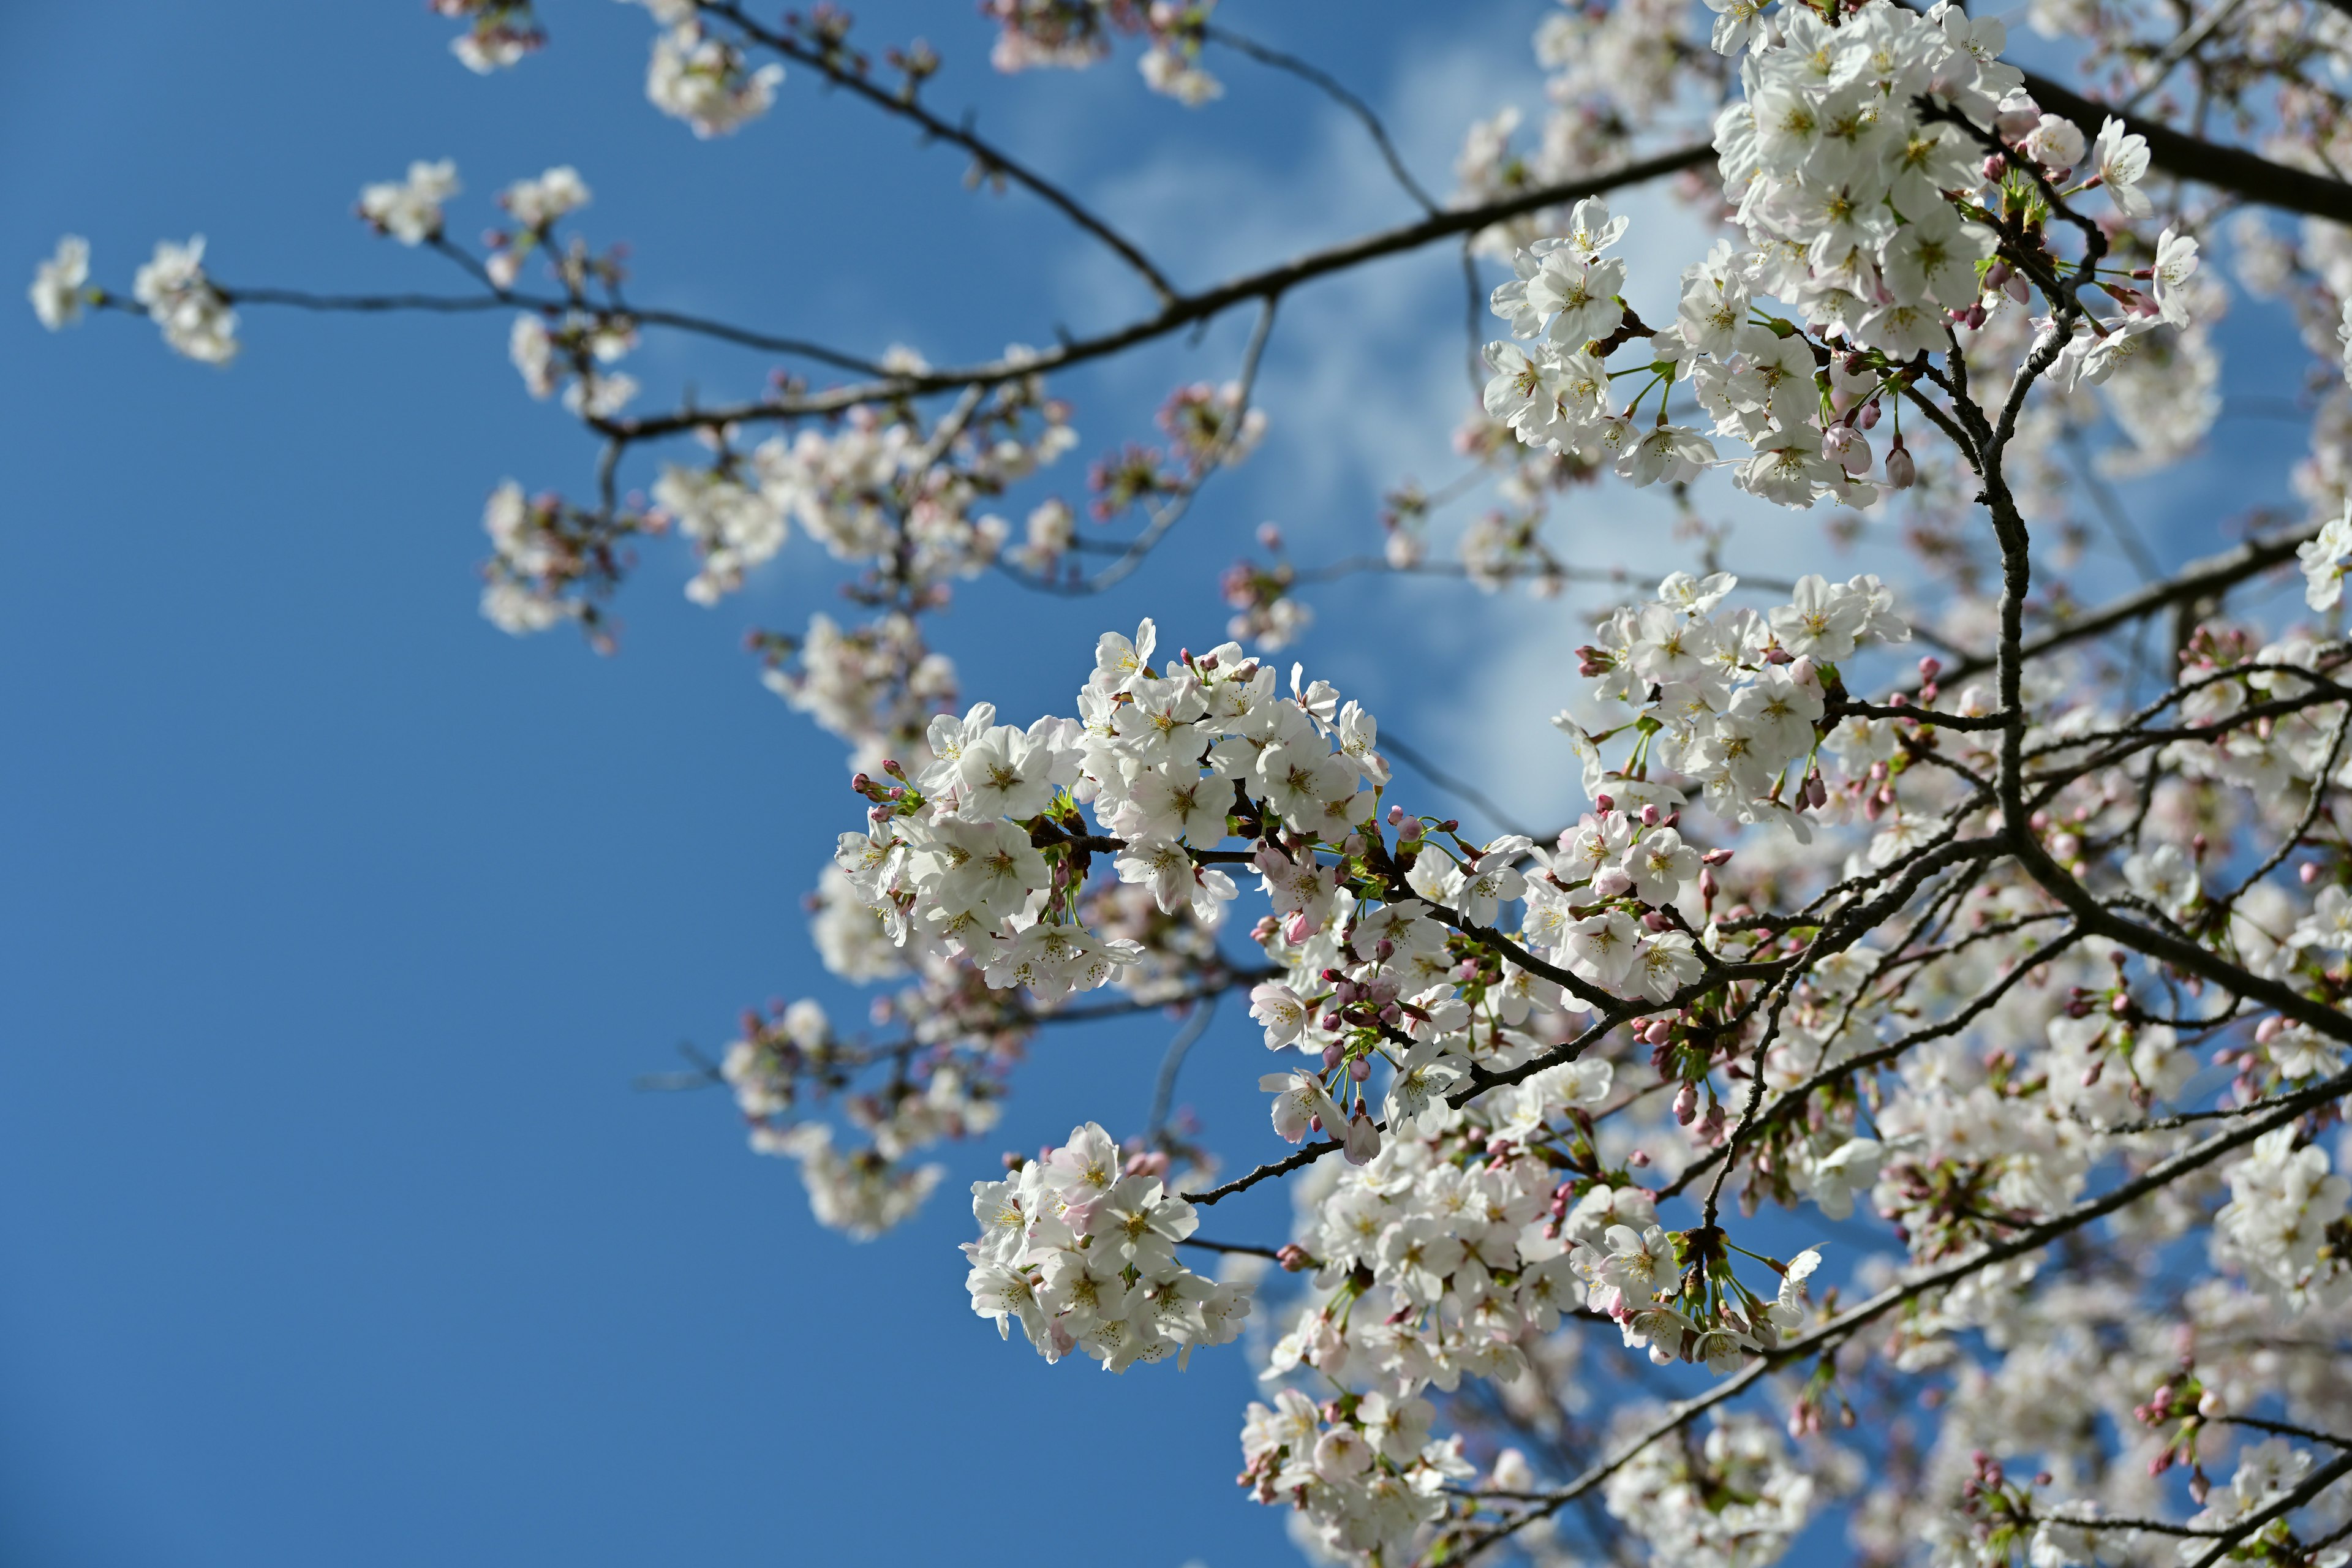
xmin=2298 ymin=504 xmax=2352 ymax=612
xmin=2151 ymin=226 xmax=2199 ymax=327
xmin=132 ymin=236 xmax=238 ymax=364
xmin=1250 ymin=982 xmax=1310 ymax=1049
xmin=500 ymin=165 xmax=590 ymax=228
xmin=358 ymin=159 xmax=461 ymax=244
xmin=1566 ymin=908 xmax=1641 ymax=987
xmin=2092 ymin=116 xmax=2151 ymax=217
xmin=1624 ymin=827 xmax=1700 ymax=906
xmin=1383 ymin=1039 xmax=1468 ymax=1129
xmin=647 ymin=22 xmax=785 ymax=138
xmin=1260 ymin=1069 xmax=1342 ymax=1143
xmin=28 ymin=235 xmax=89 ymax=330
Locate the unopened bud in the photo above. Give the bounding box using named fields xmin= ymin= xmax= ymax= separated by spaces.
xmin=1348 ymin=1055 xmax=1371 ymax=1081
xmin=1885 ymin=444 xmax=1917 ymax=489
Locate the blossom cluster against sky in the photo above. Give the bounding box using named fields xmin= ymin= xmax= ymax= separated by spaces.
xmin=0 ymin=2 xmax=2323 ymax=1565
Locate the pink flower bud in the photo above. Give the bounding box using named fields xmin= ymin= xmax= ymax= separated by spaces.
xmin=1322 ymin=1044 xmax=1345 ymax=1071
xmin=2256 ymin=1015 xmax=2284 ymax=1045
xmin=1981 ymin=153 xmax=2009 ymax=183
xmin=1628 ymin=1148 xmax=1651 ymax=1167
xmin=1855 ymin=399 xmax=1881 ymax=430
xmin=1884 ymin=445 xmax=1917 ymax=489
xmin=1641 ymin=803 xmax=1662 ymax=827
xmin=1348 ymin=1055 xmax=1371 ymax=1081
xmin=1673 ymin=1082 xmax=1699 ymax=1124
xmin=2301 ymin=862 xmax=2320 ymax=884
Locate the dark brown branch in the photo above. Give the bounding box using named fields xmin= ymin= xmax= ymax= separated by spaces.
xmin=1182 ymin=1137 xmax=1339 ymax=1205
xmin=699 ymin=1 xmax=1177 ymax=303
xmin=609 ymin=141 xmax=1719 ymax=439
xmin=214 ymin=282 xmax=893 ymax=377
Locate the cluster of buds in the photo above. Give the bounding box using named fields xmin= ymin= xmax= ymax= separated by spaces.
xmin=2137 ymin=1359 xmax=2224 ymax=1498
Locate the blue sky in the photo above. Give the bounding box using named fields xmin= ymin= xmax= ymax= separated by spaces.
xmin=0 ymin=4 xmax=2324 ymax=1566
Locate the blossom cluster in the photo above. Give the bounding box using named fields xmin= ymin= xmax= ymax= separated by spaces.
xmin=638 ymin=7 xmax=785 ymax=139
xmin=1563 ymin=569 xmax=1908 ymax=842
xmin=34 ymin=1 xmax=2352 ymax=1562
xmin=982 ymin=0 xmax=1226 ymax=105
xmin=963 ymin=1121 xmax=1254 ymax=1369
xmin=1479 ymin=1 xmax=2207 ymax=523
xmin=358 ymin=160 xmax=460 ymax=246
